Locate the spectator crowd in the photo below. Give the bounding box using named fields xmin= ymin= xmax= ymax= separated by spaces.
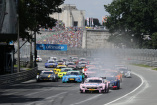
xmin=37 ymin=21 xmax=83 ymax=48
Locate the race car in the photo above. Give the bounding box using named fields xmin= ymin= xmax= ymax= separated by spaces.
xmin=71 ymin=57 xmax=78 ymax=64
xmin=82 ymin=65 xmax=95 ymax=73
xmin=106 ymin=70 xmax=123 ymax=82
xmin=62 ymin=71 xmax=83 ymax=83
xmin=36 ymin=56 xmax=42 ymax=62
xmin=117 ymin=67 xmax=129 ymax=77
xmin=57 ymin=68 xmax=73 ymax=79
xmin=80 ymin=77 xmax=109 ymax=93
xmin=76 ymin=58 xmax=89 ymax=64
xmin=49 ymin=57 xmax=57 ymax=61
xmin=76 ymin=61 xmax=87 ymax=69
xmin=53 ymin=65 xmax=67 ymax=74
xmin=124 ymin=70 xmax=131 ymax=78
xmin=45 ymin=60 xmax=58 ymax=68
xmin=57 ymin=60 xmax=65 ymax=65
xmin=106 ymin=76 xmax=120 ymax=89
xmin=66 ymin=62 xmax=77 ymax=68
xmin=36 ymin=70 xmax=58 ymax=82
xmin=84 ymin=68 xmax=97 ymax=78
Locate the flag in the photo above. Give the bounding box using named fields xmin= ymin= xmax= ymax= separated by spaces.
xmin=87 ymin=17 xmax=89 ymax=26
xmin=92 ymin=18 xmax=94 ymax=26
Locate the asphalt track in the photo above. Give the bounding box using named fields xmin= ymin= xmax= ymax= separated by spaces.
xmin=0 ymin=55 xmax=143 ymax=105
xmin=1 ymin=0 xmax=16 ymax=33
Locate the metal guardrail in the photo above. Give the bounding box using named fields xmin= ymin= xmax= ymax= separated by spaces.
xmin=0 ymin=0 xmax=6 ymax=32
xmin=40 ymin=48 xmax=157 ymax=67
xmin=0 ymin=67 xmax=37 ymax=88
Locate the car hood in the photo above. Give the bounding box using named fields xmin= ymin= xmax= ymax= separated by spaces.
xmin=63 ymin=75 xmax=81 ymax=78
xmin=82 ymin=83 xmax=103 ymax=86
xmin=40 ymin=74 xmax=54 ymax=77
xmin=58 ymin=72 xmax=67 ymax=74
xmin=45 ymin=63 xmax=57 ymax=65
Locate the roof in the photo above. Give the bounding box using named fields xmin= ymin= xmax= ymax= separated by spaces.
xmin=86 ymin=77 xmax=102 ymax=80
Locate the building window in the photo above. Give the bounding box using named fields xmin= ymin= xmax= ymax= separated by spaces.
xmin=74 ymin=21 xmax=78 ymax=26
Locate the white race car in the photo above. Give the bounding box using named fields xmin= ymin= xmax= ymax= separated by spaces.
xmin=49 ymin=57 xmax=57 ymax=61
xmin=36 ymin=56 xmax=42 ymax=62
xmin=124 ymin=71 xmax=131 ymax=78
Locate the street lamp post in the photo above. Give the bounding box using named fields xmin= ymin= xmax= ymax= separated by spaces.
xmin=34 ymin=32 xmax=37 ymax=67
xmin=17 ymin=14 xmax=20 ymax=72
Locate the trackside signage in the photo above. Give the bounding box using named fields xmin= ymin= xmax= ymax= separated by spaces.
xmin=36 ymin=44 xmax=67 ymax=51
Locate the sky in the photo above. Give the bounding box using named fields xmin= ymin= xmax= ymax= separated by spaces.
xmin=64 ymin=0 xmax=113 ymax=23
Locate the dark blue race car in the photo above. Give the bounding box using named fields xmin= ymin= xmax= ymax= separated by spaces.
xmin=45 ymin=60 xmax=58 ymax=68
xmin=106 ymin=76 xmax=120 ymax=89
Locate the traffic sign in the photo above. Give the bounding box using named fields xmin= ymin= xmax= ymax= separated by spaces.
xmin=36 ymin=44 xmax=67 ymax=51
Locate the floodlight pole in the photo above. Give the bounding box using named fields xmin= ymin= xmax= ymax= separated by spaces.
xmin=17 ymin=14 xmax=20 ymax=72
xmin=34 ymin=31 xmax=37 ymax=67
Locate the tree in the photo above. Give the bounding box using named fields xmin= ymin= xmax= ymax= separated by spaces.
xmin=151 ymin=32 xmax=157 ymax=49
xmin=104 ymin=0 xmax=157 ymax=48
xmin=19 ymin=0 xmax=65 ymax=40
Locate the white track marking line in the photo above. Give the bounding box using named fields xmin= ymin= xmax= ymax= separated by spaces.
xmin=104 ymin=71 xmax=145 ymax=105
xmin=70 ymin=94 xmax=102 ymax=105
xmin=25 ymin=92 xmax=67 ymax=105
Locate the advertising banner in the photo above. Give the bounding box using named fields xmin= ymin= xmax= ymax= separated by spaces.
xmin=36 ymin=44 xmax=67 ymax=51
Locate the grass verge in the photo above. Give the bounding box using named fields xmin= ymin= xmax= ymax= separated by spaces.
xmin=133 ymin=64 xmax=157 ymax=71
xmin=133 ymin=64 xmax=151 ymax=68
xmin=152 ymin=68 xmax=157 ymax=71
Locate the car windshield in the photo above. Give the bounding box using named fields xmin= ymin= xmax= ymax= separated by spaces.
xmin=53 ymin=58 xmax=57 ymax=60
xmin=57 ymin=66 xmax=66 ymax=69
xmin=58 ymin=61 xmax=63 ymax=62
xmin=72 ymin=58 xmax=78 ymax=60
xmin=85 ymin=79 xmax=102 ymax=83
xmin=66 ymin=72 xmax=79 ymax=75
xmin=106 ymin=77 xmax=116 ymax=81
xmin=68 ymin=63 xmax=75 ymax=65
xmin=80 ymin=59 xmax=86 ymax=61
xmin=42 ymin=72 xmax=54 ymax=74
xmin=79 ymin=63 xmax=86 ymax=66
xmin=48 ymin=61 xmax=55 ymax=63
xmin=61 ymin=69 xmax=72 ymax=72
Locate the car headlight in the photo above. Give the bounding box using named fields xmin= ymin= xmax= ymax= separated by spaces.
xmin=36 ymin=75 xmax=39 ymax=78
xmin=99 ymin=86 xmax=102 ymax=88
xmin=82 ymin=86 xmax=85 ymax=88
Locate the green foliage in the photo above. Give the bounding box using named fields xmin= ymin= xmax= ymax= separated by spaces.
xmin=152 ymin=68 xmax=157 ymax=71
xmin=151 ymin=32 xmax=157 ymax=49
xmin=19 ymin=0 xmax=65 ymax=40
xmin=104 ymin=0 xmax=157 ymax=48
xmin=133 ymin=64 xmax=151 ymax=68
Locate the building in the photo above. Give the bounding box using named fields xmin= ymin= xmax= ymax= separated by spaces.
xmin=50 ymin=4 xmax=85 ymax=27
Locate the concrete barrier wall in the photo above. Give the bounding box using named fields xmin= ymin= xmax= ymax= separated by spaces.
xmin=82 ymin=29 xmax=112 ymax=49
xmin=0 ymin=0 xmax=6 ymax=32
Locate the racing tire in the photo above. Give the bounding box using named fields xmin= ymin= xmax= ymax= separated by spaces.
xmin=117 ymin=81 xmax=120 ymax=89
xmin=105 ymin=87 xmax=109 ymax=93
xmin=80 ymin=90 xmax=83 ymax=93
xmin=120 ymin=78 xmax=122 ymax=82
xmin=55 ymin=78 xmax=58 ymax=82
xmin=36 ymin=79 xmax=40 ymax=82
